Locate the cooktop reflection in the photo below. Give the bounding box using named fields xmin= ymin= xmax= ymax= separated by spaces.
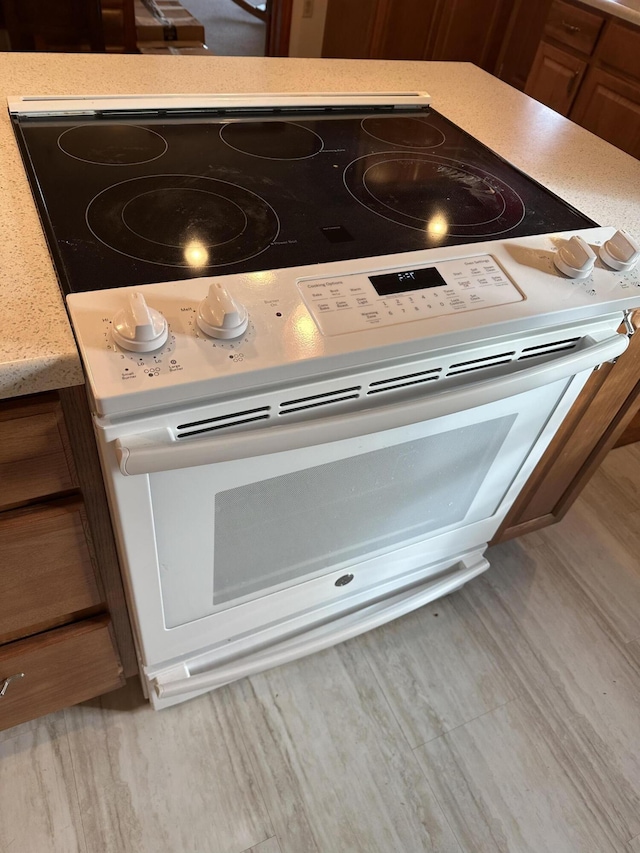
xmin=14 ymin=107 xmax=595 ymax=294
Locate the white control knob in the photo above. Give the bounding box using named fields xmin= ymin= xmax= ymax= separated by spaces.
xmin=112 ymin=291 xmax=168 ymax=353
xmin=599 ymin=230 xmax=640 ymax=272
xmin=554 ymin=236 xmax=596 ymax=279
xmin=197 ymin=281 xmax=248 ymax=340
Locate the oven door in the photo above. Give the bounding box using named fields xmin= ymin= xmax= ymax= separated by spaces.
xmin=100 ymin=332 xmax=626 ymax=689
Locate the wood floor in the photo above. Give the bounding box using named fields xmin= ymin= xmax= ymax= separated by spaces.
xmin=2 ymin=444 xmax=640 ymax=852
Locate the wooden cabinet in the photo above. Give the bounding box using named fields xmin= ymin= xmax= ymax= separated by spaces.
xmin=495 ymin=0 xmax=553 ymax=91
xmin=426 ymin=0 xmax=513 ymax=70
xmin=369 ymin=0 xmax=438 ymax=61
xmin=0 ymin=398 xmax=75 ymax=508
xmin=544 ymin=0 xmax=604 ymax=54
xmin=323 ymin=0 xmax=513 ymax=72
xmin=525 ymin=41 xmax=586 ymax=116
xmin=0 ymin=501 xmax=102 ymax=643
xmin=0 ymin=616 xmax=123 ymax=733
xmin=571 ymin=67 xmax=640 ymax=160
xmin=0 ymin=0 xmax=105 ymax=51
xmin=616 ymin=406 xmax=640 ymax=446
xmin=524 ymin=0 xmax=640 ymax=159
xmin=494 ymin=312 xmax=640 ymax=542
xmin=0 ymin=0 xmax=137 ymax=53
xmin=0 ymin=389 xmax=135 ymax=732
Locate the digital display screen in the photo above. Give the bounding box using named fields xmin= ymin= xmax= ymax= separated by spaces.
xmin=369 ymin=266 xmax=447 ymax=296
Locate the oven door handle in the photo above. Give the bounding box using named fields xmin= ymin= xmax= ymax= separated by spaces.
xmin=151 ymin=552 xmax=490 ymax=701
xmin=116 ymin=332 xmax=628 ymax=475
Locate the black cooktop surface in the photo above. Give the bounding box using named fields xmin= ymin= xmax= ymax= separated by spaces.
xmin=14 ymin=106 xmax=596 ymax=294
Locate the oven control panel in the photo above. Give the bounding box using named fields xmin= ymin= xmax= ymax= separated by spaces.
xmin=298 ymin=255 xmax=524 ymax=336
xmin=66 ymin=228 xmax=640 ymax=418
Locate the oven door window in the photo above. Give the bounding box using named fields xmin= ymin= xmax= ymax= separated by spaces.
xmin=148 ymin=379 xmax=568 ymax=629
xmin=210 ymin=415 xmax=512 ymax=605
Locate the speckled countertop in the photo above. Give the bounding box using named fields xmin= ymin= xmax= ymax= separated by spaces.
xmin=1 ymin=54 xmax=639 ymax=400
xmin=581 ymin=0 xmax=640 ymax=26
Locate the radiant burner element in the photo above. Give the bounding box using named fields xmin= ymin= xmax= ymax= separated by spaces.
xmin=86 ymin=174 xmax=280 ymax=267
xmin=344 ymin=153 xmax=526 ymax=237
xmin=361 ymin=116 xmax=445 ymax=148
xmin=58 ymin=124 xmax=168 ymax=165
xmin=13 ymin=104 xmax=597 ymax=294
xmin=220 ymin=120 xmax=324 ymax=160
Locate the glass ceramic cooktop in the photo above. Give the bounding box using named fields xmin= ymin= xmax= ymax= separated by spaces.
xmin=13 ymin=106 xmax=596 ymax=294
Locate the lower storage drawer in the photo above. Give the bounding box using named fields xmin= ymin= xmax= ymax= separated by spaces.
xmin=0 ymin=394 xmax=75 ymax=510
xmin=0 ymin=500 xmax=103 ymax=644
xmin=0 ymin=615 xmax=125 ymax=731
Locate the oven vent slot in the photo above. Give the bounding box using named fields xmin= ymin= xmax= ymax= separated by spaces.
xmin=518 ymin=337 xmax=580 ymax=360
xmin=176 ymin=407 xmax=271 ymax=438
xmin=279 ymin=387 xmax=361 ymax=415
xmin=446 ymin=351 xmax=516 ymax=376
xmin=367 ymin=368 xmax=442 ymax=395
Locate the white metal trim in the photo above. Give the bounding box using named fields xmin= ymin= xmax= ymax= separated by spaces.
xmin=7 ymin=92 xmax=431 ymax=117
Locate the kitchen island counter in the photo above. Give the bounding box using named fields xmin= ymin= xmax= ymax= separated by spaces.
xmin=1 ymin=53 xmax=639 ymax=399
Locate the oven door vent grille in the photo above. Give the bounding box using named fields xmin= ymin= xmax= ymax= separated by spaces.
xmin=446 ymin=351 xmax=516 ymax=376
xmin=171 ymin=334 xmax=587 ymax=439
xmin=279 ymin=387 xmax=362 ymax=415
xmin=518 ymin=337 xmax=580 ymax=360
xmin=176 ymin=407 xmax=271 ymax=438
xmin=367 ymin=368 xmax=442 ymax=395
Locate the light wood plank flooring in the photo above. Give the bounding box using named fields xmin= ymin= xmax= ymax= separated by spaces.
xmin=1 ymin=444 xmax=640 ymax=853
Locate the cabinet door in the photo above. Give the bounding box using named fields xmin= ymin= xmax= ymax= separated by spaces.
xmin=321 ymin=0 xmax=379 ymax=58
xmin=597 ymin=19 xmax=640 ymax=83
xmin=370 ymin=0 xmax=438 ymax=60
xmin=494 ymin=313 xmax=640 ymax=542
xmin=570 ymin=67 xmax=640 ymax=159
xmin=495 ymin=0 xmax=553 ymax=91
xmin=428 ymin=0 xmax=513 ymax=71
xmin=525 ymin=41 xmax=586 ymax=115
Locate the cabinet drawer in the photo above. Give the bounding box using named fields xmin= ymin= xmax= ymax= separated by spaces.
xmin=598 ymin=20 xmax=640 ymax=82
xmin=545 ymin=0 xmax=604 ymax=55
xmin=0 ymin=501 xmax=103 ymax=643
xmin=0 ymin=616 xmax=124 ymax=732
xmin=0 ymin=395 xmax=75 ymax=509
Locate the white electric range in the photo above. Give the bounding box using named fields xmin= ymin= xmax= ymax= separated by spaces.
xmin=9 ymin=92 xmax=640 ymax=707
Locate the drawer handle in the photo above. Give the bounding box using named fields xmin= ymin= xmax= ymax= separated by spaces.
xmin=562 ymin=21 xmax=580 ymax=34
xmin=0 ymin=673 xmax=25 ymax=697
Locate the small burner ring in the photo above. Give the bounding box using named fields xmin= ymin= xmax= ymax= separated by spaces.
xmin=58 ymin=124 xmax=168 ymax=166
xmin=361 ymin=116 xmax=446 ymax=149
xmin=220 ymin=120 xmax=324 ymax=160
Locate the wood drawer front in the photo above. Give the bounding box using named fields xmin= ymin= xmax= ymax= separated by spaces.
xmin=0 ymin=616 xmax=124 ymax=732
xmin=0 ymin=396 xmax=75 ymax=509
xmin=545 ymin=0 xmax=604 ymax=54
xmin=0 ymin=501 xmax=103 ymax=644
xmin=598 ymin=20 xmax=640 ymax=82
